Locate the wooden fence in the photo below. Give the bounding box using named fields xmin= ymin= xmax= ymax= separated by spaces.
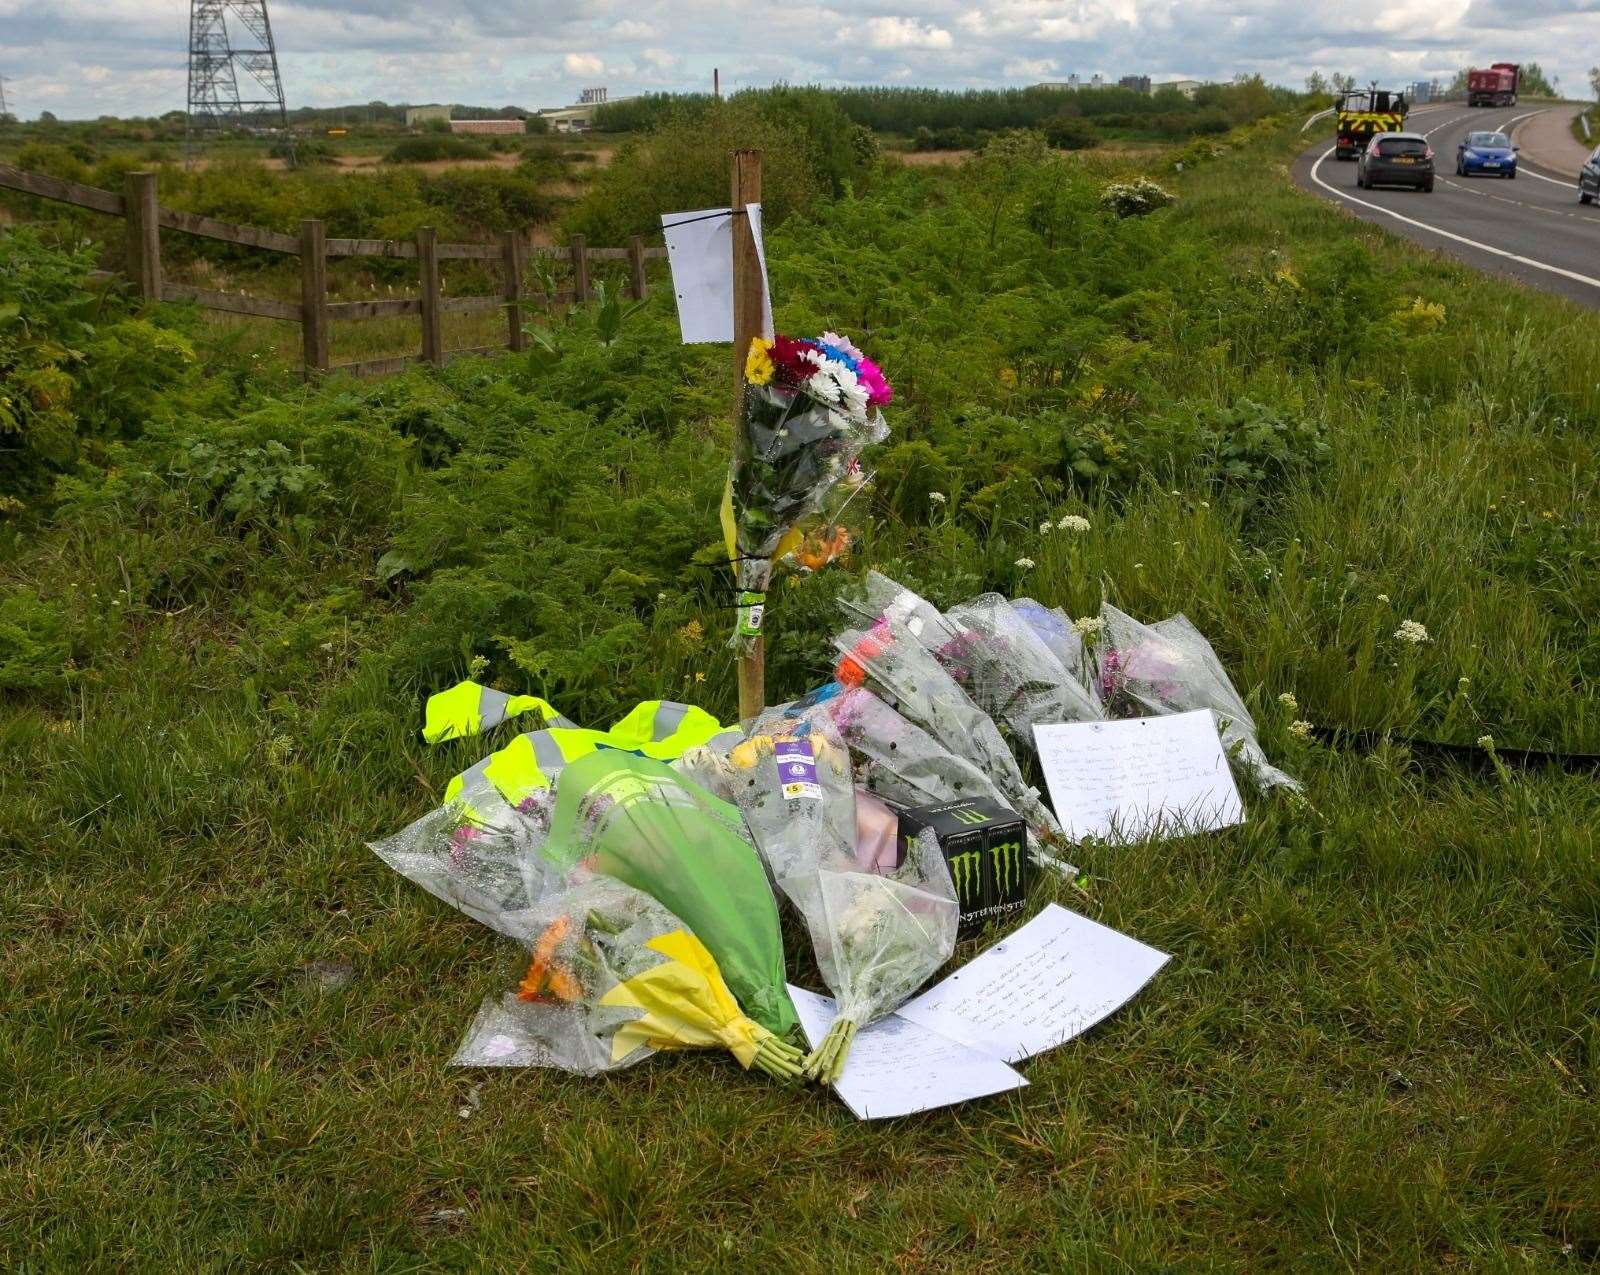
xmin=0 ymin=164 xmax=666 ymax=378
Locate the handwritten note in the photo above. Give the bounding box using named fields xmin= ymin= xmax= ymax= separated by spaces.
xmin=1032 ymin=710 xmax=1245 ymax=844
xmin=896 ymin=904 xmax=1169 ymax=1064
xmin=660 ymin=204 xmax=773 ymax=344
xmin=788 ymin=986 xmax=1027 ymax=1120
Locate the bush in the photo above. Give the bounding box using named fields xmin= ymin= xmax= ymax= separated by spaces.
xmin=384 ymin=135 xmax=490 ymax=164
xmin=1044 ymin=114 xmax=1101 ymax=151
xmin=0 ymin=233 xmax=196 ymax=497
xmin=1100 ymin=177 xmax=1176 ymax=217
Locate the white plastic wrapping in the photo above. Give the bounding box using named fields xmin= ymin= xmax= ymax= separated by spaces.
xmin=697 ymin=712 xmax=958 ymax=1039
xmin=1096 ymin=602 xmax=1300 ymax=792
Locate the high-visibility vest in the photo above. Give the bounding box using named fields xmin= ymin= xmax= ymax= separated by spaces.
xmin=443 ymin=701 xmax=744 ymax=810
xmin=422 ymin=680 xmax=575 ymax=744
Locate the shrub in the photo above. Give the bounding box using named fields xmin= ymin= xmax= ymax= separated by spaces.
xmin=384 ymin=135 xmax=490 ymax=164
xmin=1100 ymin=177 xmax=1176 ymax=217
xmin=1044 ymin=114 xmax=1101 ymax=151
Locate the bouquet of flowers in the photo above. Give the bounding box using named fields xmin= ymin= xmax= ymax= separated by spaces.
xmin=1095 ymin=603 xmax=1300 ymax=792
xmin=725 ymin=332 xmax=890 ymax=649
xmin=840 ymin=573 xmax=1101 ymax=755
xmin=705 ymin=713 xmax=957 ymax=1084
xmin=540 ymin=749 xmax=802 ymax=1040
xmin=451 ymin=877 xmax=804 ymax=1079
xmin=834 ymin=613 xmax=1069 ymax=862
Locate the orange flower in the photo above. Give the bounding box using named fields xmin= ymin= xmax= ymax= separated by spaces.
xmin=518 ymin=914 xmax=580 ymax=1003
xmin=795 ymin=526 xmax=851 ymax=572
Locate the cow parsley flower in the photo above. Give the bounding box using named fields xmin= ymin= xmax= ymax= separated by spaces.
xmin=1072 ymin=616 xmax=1104 ymax=638
xmin=1376 ymin=593 xmax=1390 ymax=603
xmin=929 ymin=491 xmax=946 ymax=505
xmin=1288 ymin=719 xmax=1314 ymax=740
xmin=1278 ymin=691 xmax=1298 ymax=712
xmin=1058 ymin=514 xmax=1091 ymax=533
xmin=1394 ymin=620 xmax=1430 ymax=644
xmin=1014 ymin=557 xmax=1036 ymax=570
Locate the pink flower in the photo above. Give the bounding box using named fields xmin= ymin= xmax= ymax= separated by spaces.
xmin=856 ymin=357 xmax=893 ymax=407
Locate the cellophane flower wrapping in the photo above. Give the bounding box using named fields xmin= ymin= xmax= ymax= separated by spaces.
xmin=714 ymin=711 xmax=957 ymax=1073
xmin=452 ymin=877 xmax=745 ymax=1075
xmin=728 ymin=336 xmax=889 ymax=651
xmin=833 ymin=612 xmax=1069 ymax=860
xmin=841 ymin=573 xmax=1102 ymax=750
xmin=368 ymin=770 xmax=563 ymax=946
xmin=1097 ymin=603 xmax=1300 ymax=792
xmin=539 ymin=748 xmax=801 ymax=1040
xmin=1009 ymin=597 xmax=1098 ymax=699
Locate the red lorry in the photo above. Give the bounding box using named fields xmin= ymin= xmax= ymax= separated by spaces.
xmin=1468 ymin=64 xmax=1520 ymax=107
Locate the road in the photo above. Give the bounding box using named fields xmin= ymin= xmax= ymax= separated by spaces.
xmin=1293 ymin=104 xmax=1600 ymax=309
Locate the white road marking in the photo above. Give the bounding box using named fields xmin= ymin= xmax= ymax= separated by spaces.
xmin=1309 ymin=147 xmax=1600 ymax=291
xmin=1500 ymin=109 xmax=1584 ymax=187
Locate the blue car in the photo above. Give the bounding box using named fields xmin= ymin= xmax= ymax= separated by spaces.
xmin=1456 ymin=131 xmax=1518 ymax=179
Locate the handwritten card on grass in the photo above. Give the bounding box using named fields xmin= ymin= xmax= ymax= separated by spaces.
xmin=1032 ymin=710 xmax=1245 ymax=844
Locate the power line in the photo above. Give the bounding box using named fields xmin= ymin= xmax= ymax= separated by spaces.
xmin=185 ymin=1 xmax=291 ymax=163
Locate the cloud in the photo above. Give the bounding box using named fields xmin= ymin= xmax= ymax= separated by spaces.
xmin=1 ymin=0 xmax=1591 ymax=120
xmin=849 ymin=16 xmax=955 ymax=49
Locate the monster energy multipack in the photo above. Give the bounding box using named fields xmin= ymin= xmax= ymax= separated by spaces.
xmin=896 ymin=798 xmax=1030 ymax=935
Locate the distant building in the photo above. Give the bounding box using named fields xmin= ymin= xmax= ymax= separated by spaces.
xmin=404 ymin=104 xmax=451 ymax=127
xmin=1034 ymin=74 xmax=1109 ymax=92
xmin=450 ymin=118 xmax=525 ymax=135
xmin=1409 ymin=81 xmax=1432 ymax=104
xmin=540 ymin=91 xmax=633 ymax=133
xmin=1155 ymin=79 xmax=1204 ymax=98
xmin=1119 ymin=75 xmax=1152 ymax=93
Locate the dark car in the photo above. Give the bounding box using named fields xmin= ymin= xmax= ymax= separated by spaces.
xmin=1357 ymin=132 xmax=1435 ymax=191
xmin=1455 ymin=130 xmax=1518 ymax=178
xmin=1581 ymin=145 xmax=1600 ymax=205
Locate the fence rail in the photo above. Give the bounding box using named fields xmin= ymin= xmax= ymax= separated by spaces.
xmin=0 ymin=164 xmax=666 ymax=378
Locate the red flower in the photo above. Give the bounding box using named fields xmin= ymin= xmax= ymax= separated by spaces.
xmin=768 ymin=334 xmax=822 ymax=387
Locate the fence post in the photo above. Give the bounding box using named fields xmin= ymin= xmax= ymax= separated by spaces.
xmin=298 ymin=219 xmax=329 ymax=375
xmin=124 ymin=172 xmax=161 ymax=301
xmin=502 ymin=230 xmax=526 ymax=353
xmin=628 ymin=234 xmax=648 ymax=301
xmin=569 ymin=233 xmax=589 ymax=305
xmin=730 ymin=149 xmax=765 ymax=720
xmin=418 ymin=225 xmax=443 ymax=366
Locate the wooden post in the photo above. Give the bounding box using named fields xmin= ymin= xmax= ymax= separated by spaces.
xmin=627 ymin=234 xmax=647 ymax=301
xmin=731 ymin=148 xmax=765 ymax=720
xmin=298 ymin=219 xmax=329 ymax=375
xmin=417 ymin=225 xmax=443 ymax=366
xmin=502 ymin=230 xmax=526 ymax=353
xmin=123 ymin=172 xmax=161 ymax=300
xmin=569 ymin=233 xmax=589 ymax=304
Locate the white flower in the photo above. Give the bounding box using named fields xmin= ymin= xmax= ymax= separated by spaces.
xmin=1477 ymin=734 xmax=1495 ymax=750
xmin=1394 ymin=620 xmax=1430 ymax=645
xmin=1014 ymin=557 xmax=1036 ymax=570
xmin=1058 ymin=515 xmax=1091 ymax=533
xmin=803 ymin=370 xmax=842 ymax=405
xmin=1278 ymin=691 xmax=1298 ymax=712
xmin=1199 ymin=501 xmax=1210 ymax=510
xmin=1039 ymin=521 xmax=1053 ymax=535
xmin=1288 ymin=719 xmax=1314 ymax=740
xmin=1072 ymin=616 xmax=1104 ymax=637
xmin=1376 ymin=593 xmax=1390 ymax=603
xmin=1133 ymin=562 xmax=1144 ymax=570
xmin=1457 ymin=677 xmax=1470 ymax=691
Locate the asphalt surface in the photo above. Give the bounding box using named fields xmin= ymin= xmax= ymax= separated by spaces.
xmin=1293 ymin=104 xmax=1600 ymax=309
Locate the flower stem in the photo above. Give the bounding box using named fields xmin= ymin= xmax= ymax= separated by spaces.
xmin=751 ymin=1034 xmax=806 ymax=1081
xmin=801 ymin=1018 xmax=858 ymax=1085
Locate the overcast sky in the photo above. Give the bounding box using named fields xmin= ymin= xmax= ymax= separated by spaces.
xmin=1 ymin=0 xmax=1593 ymax=119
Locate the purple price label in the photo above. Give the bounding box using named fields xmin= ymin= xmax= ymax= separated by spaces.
xmin=774 ymin=738 xmax=822 ymax=800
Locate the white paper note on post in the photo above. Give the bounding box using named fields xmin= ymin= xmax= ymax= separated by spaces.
xmin=895 ymin=904 xmax=1170 ymax=1064
xmin=788 ymin=986 xmax=1026 ymax=1120
xmin=1032 ymin=710 xmax=1245 ymax=844
xmin=660 ymin=204 xmax=773 ymax=344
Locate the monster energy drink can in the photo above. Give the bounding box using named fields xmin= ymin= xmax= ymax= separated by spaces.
xmin=896 ymin=797 xmax=1031 ymax=935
